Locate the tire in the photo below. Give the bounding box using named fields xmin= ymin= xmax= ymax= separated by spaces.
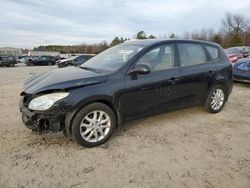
xmin=204 ymin=85 xmax=228 ymax=113
xmin=71 ymin=103 xmax=116 ymax=147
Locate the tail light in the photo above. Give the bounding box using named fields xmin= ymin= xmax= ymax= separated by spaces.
xmin=230 ymin=56 xmax=238 ymax=63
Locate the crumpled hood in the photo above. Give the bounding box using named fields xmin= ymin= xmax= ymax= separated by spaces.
xmin=58 ymin=57 xmax=75 ymax=64
xmin=23 ymin=67 xmax=108 ymax=94
xmin=234 ymin=59 xmax=250 ymax=71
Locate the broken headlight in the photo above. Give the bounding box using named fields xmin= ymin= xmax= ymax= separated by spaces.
xmin=28 ymin=92 xmax=69 ymax=111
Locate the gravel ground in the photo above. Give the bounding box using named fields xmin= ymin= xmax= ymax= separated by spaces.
xmin=0 ymin=64 xmax=249 ymax=188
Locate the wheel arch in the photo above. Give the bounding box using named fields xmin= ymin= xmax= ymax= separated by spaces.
xmin=205 ymin=79 xmax=230 ymax=104
xmin=209 ymin=80 xmax=230 ymax=94
xmin=64 ymin=97 xmax=122 ymax=138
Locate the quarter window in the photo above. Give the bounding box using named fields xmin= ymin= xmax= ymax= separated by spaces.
xmin=178 ymin=43 xmax=207 ymax=66
xmin=137 ymin=45 xmax=175 ymax=71
xmin=206 ymin=45 xmax=219 ymax=60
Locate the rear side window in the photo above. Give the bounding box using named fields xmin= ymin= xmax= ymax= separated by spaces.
xmin=178 ymin=43 xmax=207 ymax=66
xmin=205 ymin=45 xmax=219 ymax=60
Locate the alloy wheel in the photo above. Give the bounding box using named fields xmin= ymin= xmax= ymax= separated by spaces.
xmin=210 ymin=88 xmax=225 ymax=111
xmin=79 ymin=110 xmax=111 ymax=143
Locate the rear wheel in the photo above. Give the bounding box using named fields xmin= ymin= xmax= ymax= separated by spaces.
xmin=72 ymin=103 xmax=116 ymax=147
xmin=204 ymin=85 xmax=227 ymax=113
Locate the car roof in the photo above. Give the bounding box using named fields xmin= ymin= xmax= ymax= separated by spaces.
xmin=123 ymin=39 xmax=220 ymax=47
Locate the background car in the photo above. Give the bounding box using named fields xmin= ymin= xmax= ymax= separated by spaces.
xmin=225 ymin=46 xmax=250 ymax=63
xmin=17 ymin=56 xmax=31 ymax=64
xmin=27 ymin=55 xmax=56 ymax=66
xmin=233 ymin=58 xmax=250 ymax=83
xmin=57 ymin=54 xmax=94 ymax=68
xmin=0 ymin=55 xmax=17 ymax=67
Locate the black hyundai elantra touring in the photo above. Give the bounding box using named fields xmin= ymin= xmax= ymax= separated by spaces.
xmin=19 ymin=39 xmax=233 ymax=147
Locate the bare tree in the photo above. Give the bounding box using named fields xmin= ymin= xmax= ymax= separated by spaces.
xmin=221 ymin=12 xmax=248 ymax=34
xmin=233 ymin=14 xmax=247 ymax=32
xmin=183 ymin=32 xmax=190 ymax=39
xmin=221 ymin=12 xmax=234 ymax=34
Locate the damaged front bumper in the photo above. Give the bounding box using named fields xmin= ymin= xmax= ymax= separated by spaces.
xmin=19 ymin=96 xmax=66 ymax=134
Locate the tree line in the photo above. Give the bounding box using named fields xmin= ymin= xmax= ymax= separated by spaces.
xmin=32 ymin=12 xmax=250 ymax=54
xmin=182 ymin=12 xmax=250 ymax=48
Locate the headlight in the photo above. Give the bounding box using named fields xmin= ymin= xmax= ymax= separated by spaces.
xmin=28 ymin=92 xmax=69 ymax=111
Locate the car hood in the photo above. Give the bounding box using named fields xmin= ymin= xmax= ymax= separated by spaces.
xmin=58 ymin=58 xmax=74 ymax=64
xmin=23 ymin=67 xmax=108 ymax=94
xmin=227 ymin=53 xmax=238 ymax=57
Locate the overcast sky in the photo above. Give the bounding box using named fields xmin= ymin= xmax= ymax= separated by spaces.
xmin=0 ymin=0 xmax=250 ymax=48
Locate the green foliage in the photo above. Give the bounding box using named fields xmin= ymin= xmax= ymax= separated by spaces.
xmin=148 ymin=35 xmax=156 ymax=39
xmin=169 ymin=33 xmax=176 ymax=38
xmin=33 ymin=43 xmax=109 ymax=54
xmin=110 ymin=37 xmax=121 ymax=46
xmin=213 ymin=34 xmax=222 ymax=45
xmin=110 ymin=37 xmax=129 ymax=46
xmin=229 ymin=33 xmax=242 ymax=47
xmin=136 ymin=31 xmax=147 ymax=39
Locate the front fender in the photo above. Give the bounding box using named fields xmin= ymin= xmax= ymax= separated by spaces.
xmin=64 ymin=95 xmax=123 ymax=137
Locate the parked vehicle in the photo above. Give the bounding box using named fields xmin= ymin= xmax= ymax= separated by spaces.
xmin=27 ymin=56 xmax=56 ymax=66
xmin=17 ymin=56 xmax=30 ymax=64
xmin=233 ymin=58 xmax=250 ymax=83
xmin=0 ymin=55 xmax=17 ymax=67
xmin=19 ymin=39 xmax=233 ymax=147
xmin=57 ymin=55 xmax=94 ymax=68
xmin=225 ymin=46 xmax=250 ymax=63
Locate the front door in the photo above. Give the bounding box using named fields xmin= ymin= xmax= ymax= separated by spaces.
xmin=122 ymin=44 xmax=185 ymax=120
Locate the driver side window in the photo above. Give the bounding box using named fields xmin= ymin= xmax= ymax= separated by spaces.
xmin=137 ymin=44 xmax=175 ymax=72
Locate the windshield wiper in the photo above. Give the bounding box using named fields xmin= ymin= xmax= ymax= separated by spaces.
xmin=80 ymin=66 xmax=102 ymax=73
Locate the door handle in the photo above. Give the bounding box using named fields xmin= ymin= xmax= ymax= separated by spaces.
xmin=167 ymin=77 xmax=180 ymax=84
xmin=207 ymin=70 xmax=215 ymax=77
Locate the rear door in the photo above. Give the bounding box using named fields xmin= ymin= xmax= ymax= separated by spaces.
xmin=177 ymin=42 xmax=217 ymax=106
xmin=41 ymin=56 xmax=48 ymax=65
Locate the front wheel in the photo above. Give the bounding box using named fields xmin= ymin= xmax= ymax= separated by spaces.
xmin=71 ymin=103 xmax=116 ymax=147
xmin=204 ymin=85 xmax=227 ymax=113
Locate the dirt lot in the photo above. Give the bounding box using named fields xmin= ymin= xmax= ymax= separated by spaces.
xmin=0 ymin=65 xmax=249 ymax=188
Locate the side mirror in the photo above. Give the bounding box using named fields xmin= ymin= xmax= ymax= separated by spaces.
xmin=129 ymin=64 xmax=151 ymax=75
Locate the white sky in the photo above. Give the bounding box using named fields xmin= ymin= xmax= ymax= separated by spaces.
xmin=0 ymin=0 xmax=250 ymax=48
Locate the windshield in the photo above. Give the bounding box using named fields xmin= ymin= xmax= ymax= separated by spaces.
xmin=81 ymin=44 xmax=144 ymax=72
xmin=65 ymin=56 xmax=78 ymax=61
xmin=225 ymin=47 xmax=242 ymax=54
